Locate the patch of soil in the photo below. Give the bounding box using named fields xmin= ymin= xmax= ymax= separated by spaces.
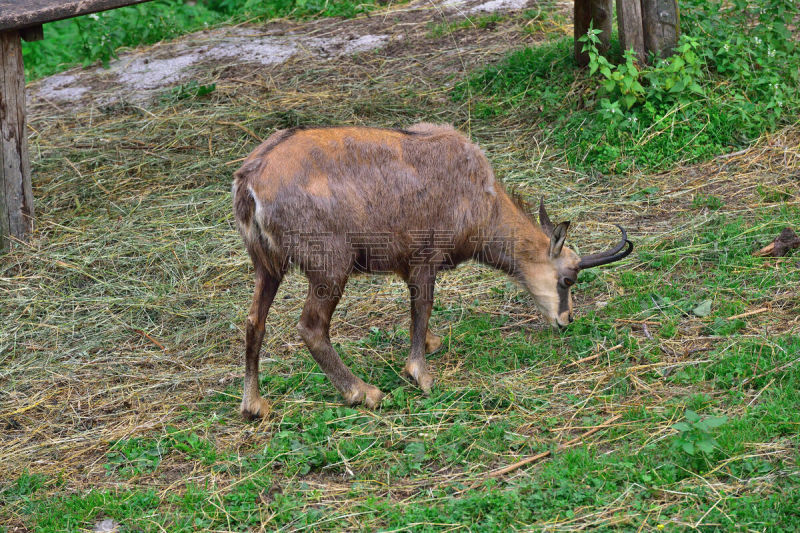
xmin=27 ymin=0 xmax=561 ymax=112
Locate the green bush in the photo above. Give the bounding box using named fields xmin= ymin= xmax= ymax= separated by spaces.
xmin=457 ymin=0 xmax=800 ymax=173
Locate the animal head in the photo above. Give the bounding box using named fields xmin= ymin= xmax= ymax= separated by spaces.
xmin=520 ymin=199 xmax=633 ymax=328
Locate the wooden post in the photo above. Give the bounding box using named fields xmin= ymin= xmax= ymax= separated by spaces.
xmin=0 ymin=28 xmax=37 ymax=251
xmin=616 ymin=0 xmax=646 ymax=62
xmin=574 ymin=0 xmax=613 ymax=67
xmin=641 ymin=0 xmax=680 ymax=59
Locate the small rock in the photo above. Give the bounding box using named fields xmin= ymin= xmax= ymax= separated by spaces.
xmin=93 ymin=519 xmax=119 ymax=532
xmin=692 ymin=300 xmax=712 ymax=317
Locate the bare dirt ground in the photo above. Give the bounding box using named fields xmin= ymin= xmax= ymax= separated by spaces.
xmin=29 ymin=0 xmax=572 ymax=109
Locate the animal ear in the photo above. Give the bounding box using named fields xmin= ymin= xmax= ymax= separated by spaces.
xmin=549 ymin=221 xmax=570 ymax=258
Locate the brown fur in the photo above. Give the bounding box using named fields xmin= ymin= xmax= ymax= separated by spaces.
xmin=233 ymin=123 xmax=581 ymax=417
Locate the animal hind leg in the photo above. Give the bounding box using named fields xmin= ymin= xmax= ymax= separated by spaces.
xmin=241 ymin=264 xmax=283 ymax=420
xmin=297 ymin=277 xmax=384 ymax=408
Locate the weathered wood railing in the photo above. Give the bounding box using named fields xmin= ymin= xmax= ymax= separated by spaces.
xmin=0 ymin=0 xmax=151 ymax=252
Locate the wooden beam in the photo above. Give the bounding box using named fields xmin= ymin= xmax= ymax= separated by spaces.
xmin=616 ymin=0 xmax=646 ymax=62
xmin=641 ymin=0 xmax=680 ymax=59
xmin=0 ymin=30 xmax=34 ymax=251
xmin=574 ymin=0 xmax=613 ymax=67
xmin=0 ymin=1 xmax=152 ymax=32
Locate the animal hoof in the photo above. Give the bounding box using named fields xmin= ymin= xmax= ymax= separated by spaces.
xmin=425 ymin=332 xmax=443 ymax=354
xmin=416 ymin=372 xmax=435 ymax=395
xmin=240 ymin=396 xmax=270 ymax=421
xmin=343 ymin=381 xmax=385 ymax=409
xmin=403 ymin=362 xmax=435 ymax=395
xmin=362 ymin=385 xmax=385 ymax=409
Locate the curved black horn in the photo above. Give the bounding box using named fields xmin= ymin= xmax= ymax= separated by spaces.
xmin=578 ymin=225 xmax=634 ymax=269
xmin=539 ymin=198 xmax=554 ymax=236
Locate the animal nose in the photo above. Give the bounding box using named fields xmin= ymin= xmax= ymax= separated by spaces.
xmin=568 ymin=313 xmax=574 ymax=323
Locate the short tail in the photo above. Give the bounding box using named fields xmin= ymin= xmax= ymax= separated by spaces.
xmin=232 ymin=165 xmax=285 ymax=277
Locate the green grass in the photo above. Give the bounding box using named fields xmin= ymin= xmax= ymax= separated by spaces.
xmin=455 ymin=0 xmax=800 ymax=174
xmin=21 ymin=0 xmax=385 ymax=80
xmin=428 ymin=13 xmax=507 ymax=38
xmin=5 ymin=207 xmax=799 ymax=530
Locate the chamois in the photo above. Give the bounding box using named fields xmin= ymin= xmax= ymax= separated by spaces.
xmin=232 ymin=123 xmax=631 ymax=418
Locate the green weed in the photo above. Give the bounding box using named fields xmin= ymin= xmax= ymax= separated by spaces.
xmin=428 ymin=14 xmax=505 ymax=38
xmin=163 ymin=81 xmax=217 ymax=102
xmin=105 ymin=438 xmax=167 ymax=477
xmin=105 ymin=429 xmax=219 ymax=478
xmin=692 ymin=194 xmax=724 ymax=210
xmin=671 ymin=409 xmax=728 ymax=466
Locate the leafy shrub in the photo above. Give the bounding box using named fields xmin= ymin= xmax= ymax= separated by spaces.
xmin=581 ymin=29 xmax=706 ymax=127
xmin=458 ymin=0 xmax=800 ymax=173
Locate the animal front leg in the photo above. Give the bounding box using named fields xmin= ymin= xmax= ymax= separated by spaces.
xmin=403 ymin=268 xmax=436 ymax=394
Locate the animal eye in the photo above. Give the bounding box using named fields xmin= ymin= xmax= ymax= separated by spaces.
xmin=563 ymin=277 xmax=575 ymax=287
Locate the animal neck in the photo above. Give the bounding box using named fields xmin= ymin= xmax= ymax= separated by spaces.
xmin=474 ymin=191 xmax=550 ymax=276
